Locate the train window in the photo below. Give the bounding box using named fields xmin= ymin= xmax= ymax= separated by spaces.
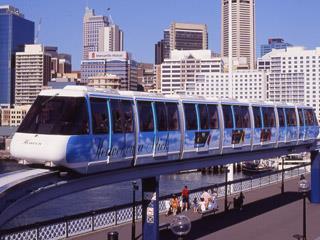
xmin=155 ymin=102 xmax=168 ymax=131
xmin=234 ymin=105 xmax=250 ymax=128
xmin=262 ymin=107 xmax=276 ymax=128
xmin=252 ymin=106 xmax=262 ymax=128
xmin=198 ymin=104 xmax=209 ymax=129
xmin=298 ymin=109 xmax=304 ymax=126
xmin=222 ymin=105 xmax=233 ymax=129
xmin=121 ymin=100 xmax=134 ymax=133
xmin=110 ymin=99 xmax=124 ymax=133
xmin=184 ymin=103 xmax=197 ymax=130
xmin=90 ymin=98 xmax=109 ymax=134
xmin=285 ymin=108 xmax=297 ymax=126
xmin=304 ymin=109 xmax=317 ymax=126
xmin=18 ymin=96 xmax=89 ymax=135
xmin=137 ymin=101 xmax=154 ymax=131
xmin=167 ymin=102 xmax=180 ymax=131
xmin=277 ymin=108 xmax=286 ymax=127
xmin=207 ymin=104 xmax=219 ymax=129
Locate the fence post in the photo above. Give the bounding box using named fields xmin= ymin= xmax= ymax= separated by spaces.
xmin=66 ymin=220 xmax=69 ymax=238
xmin=115 ymin=209 xmax=118 ymax=226
xmin=92 ymin=211 xmax=95 ymax=231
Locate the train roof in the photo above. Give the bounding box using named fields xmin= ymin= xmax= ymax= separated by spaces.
xmin=36 ymin=86 xmax=314 ymax=109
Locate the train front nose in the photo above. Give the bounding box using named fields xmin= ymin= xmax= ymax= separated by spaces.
xmin=10 ymin=133 xmax=69 ymax=165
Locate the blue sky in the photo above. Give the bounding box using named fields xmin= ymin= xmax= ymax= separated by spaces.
xmin=2 ymin=0 xmax=320 ymax=69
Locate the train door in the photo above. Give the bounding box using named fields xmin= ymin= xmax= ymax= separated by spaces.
xmin=109 ymin=99 xmax=135 ymax=162
xmin=90 ymin=97 xmax=110 ymax=163
xmin=261 ymin=107 xmax=277 ymax=145
xmin=183 ymin=103 xmax=198 ymax=158
xmin=136 ymin=100 xmax=155 ymax=164
xmin=166 ymin=102 xmax=181 ymax=160
xmin=252 ymin=106 xmax=263 ymax=147
xmin=277 ymin=107 xmax=286 ymax=144
xmin=196 ymin=104 xmax=210 ymax=152
xmin=233 ymin=105 xmax=251 ymax=150
xmin=297 ymin=108 xmax=306 ymax=141
xmin=207 ymin=104 xmax=220 ymax=154
xmin=222 ymin=105 xmax=234 ymax=151
xmin=284 ymin=108 xmax=298 ymax=143
xmin=304 ymin=108 xmax=319 ymax=140
xmin=154 ymin=101 xmax=169 ymax=157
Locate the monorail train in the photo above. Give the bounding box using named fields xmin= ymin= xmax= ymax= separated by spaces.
xmin=10 ymin=86 xmax=319 ymax=174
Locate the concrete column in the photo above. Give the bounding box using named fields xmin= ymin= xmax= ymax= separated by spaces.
xmin=142 ymin=177 xmax=159 ymax=240
xmin=311 ymin=150 xmax=320 ymax=203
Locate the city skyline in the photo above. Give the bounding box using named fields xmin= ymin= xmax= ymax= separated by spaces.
xmin=2 ymin=0 xmax=320 ymax=69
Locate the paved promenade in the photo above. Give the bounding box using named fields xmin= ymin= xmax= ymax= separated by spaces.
xmin=72 ymin=175 xmax=320 ymax=240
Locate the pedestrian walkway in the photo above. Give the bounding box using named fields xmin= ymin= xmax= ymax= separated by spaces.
xmin=71 ymin=174 xmax=320 ymax=240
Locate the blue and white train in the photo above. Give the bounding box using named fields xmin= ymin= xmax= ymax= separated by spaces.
xmin=10 ymin=86 xmax=319 ymax=174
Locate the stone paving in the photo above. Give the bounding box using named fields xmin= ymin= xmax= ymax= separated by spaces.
xmin=71 ymin=175 xmax=320 ymax=240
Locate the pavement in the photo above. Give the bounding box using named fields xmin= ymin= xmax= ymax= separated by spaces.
xmin=71 ymin=175 xmax=320 ymax=240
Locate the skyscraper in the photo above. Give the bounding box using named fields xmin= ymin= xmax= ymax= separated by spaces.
xmin=221 ymin=0 xmax=256 ymax=69
xmin=82 ymin=7 xmax=109 ymax=60
xmin=15 ymin=44 xmax=51 ymax=105
xmin=98 ymin=24 xmax=124 ymax=52
xmin=0 ymin=5 xmax=34 ymax=105
xmin=155 ymin=23 xmax=208 ymax=64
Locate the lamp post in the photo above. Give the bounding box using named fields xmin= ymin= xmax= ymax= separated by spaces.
xmin=298 ymin=175 xmax=310 ymax=240
xmin=132 ymin=181 xmax=139 ymax=240
xmin=281 ymin=156 xmax=285 ymax=194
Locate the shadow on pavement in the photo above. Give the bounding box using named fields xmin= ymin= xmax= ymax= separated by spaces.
xmin=160 ymin=191 xmax=302 ymax=240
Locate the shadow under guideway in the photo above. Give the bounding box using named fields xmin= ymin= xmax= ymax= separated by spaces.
xmin=160 ymin=191 xmax=302 ymax=240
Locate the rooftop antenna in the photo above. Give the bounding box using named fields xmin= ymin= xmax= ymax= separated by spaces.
xmin=107 ymin=7 xmax=113 ymax=24
xmin=34 ymin=17 xmax=42 ymax=44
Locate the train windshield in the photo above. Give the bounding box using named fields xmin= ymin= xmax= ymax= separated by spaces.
xmin=18 ymin=96 xmax=89 ymax=135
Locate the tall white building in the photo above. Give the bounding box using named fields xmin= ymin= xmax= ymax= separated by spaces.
xmin=221 ymin=0 xmax=256 ymax=69
xmin=258 ymin=47 xmax=320 ymax=119
xmin=82 ymin=7 xmax=109 ymax=60
xmin=186 ymin=71 xmax=267 ymax=101
xmin=98 ymin=24 xmax=124 ymax=52
xmin=15 ymin=44 xmax=51 ymax=105
xmin=161 ymin=50 xmax=223 ymax=95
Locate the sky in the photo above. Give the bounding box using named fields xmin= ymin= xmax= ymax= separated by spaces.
xmin=2 ymin=0 xmax=320 ymax=69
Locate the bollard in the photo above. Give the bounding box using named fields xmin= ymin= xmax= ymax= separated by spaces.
xmin=107 ymin=231 xmax=119 ymax=240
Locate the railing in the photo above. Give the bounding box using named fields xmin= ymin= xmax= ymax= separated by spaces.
xmin=0 ymin=164 xmax=309 ymax=240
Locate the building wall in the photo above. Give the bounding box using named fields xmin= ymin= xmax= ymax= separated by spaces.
xmin=81 ymin=51 xmax=138 ymax=91
xmin=0 ymin=5 xmax=34 ymax=105
xmin=98 ymin=24 xmax=124 ymax=52
xmin=186 ymin=71 xmax=267 ymax=101
xmin=82 ymin=7 xmax=109 ymax=60
xmin=221 ymin=0 xmax=256 ymax=69
xmin=161 ymin=50 xmax=224 ymax=95
xmin=0 ymin=105 xmax=30 ymax=126
xmin=15 ymin=44 xmax=51 ymax=105
xmin=259 ymin=47 xmax=320 ymax=119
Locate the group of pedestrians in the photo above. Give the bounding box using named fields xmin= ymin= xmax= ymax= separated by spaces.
xmin=165 ymin=185 xmax=245 ymax=216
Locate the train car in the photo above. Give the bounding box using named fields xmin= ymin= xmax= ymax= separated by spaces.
xmin=221 ymin=100 xmax=252 ymax=153
xmin=10 ymin=86 xmax=319 ymax=174
xmin=250 ymin=102 xmax=277 ymax=150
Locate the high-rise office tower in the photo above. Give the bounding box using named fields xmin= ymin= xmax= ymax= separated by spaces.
xmin=82 ymin=7 xmax=109 ymax=60
xmin=98 ymin=24 xmax=124 ymax=52
xmin=221 ymin=0 xmax=256 ymax=69
xmin=155 ymin=23 xmax=208 ymax=64
xmin=0 ymin=5 xmax=34 ymax=105
xmin=15 ymin=44 xmax=51 ymax=105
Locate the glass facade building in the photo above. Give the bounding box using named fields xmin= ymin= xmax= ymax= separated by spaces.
xmin=260 ymin=38 xmax=292 ymax=57
xmin=0 ymin=5 xmax=34 ymax=105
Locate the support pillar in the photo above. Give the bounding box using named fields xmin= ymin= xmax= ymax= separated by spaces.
xmin=311 ymin=150 xmax=320 ymax=203
xmin=142 ymin=177 xmax=159 ymax=240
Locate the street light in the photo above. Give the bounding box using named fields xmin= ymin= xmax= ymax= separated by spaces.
xmin=131 ymin=181 xmax=139 ymax=240
xmin=298 ymin=175 xmax=310 ymax=240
